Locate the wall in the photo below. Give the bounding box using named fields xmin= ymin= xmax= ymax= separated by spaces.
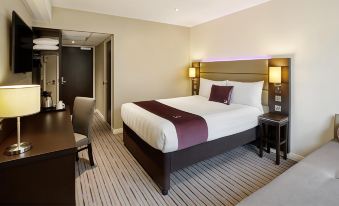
xmin=34 ymin=7 xmax=191 ymax=129
xmin=95 ymin=41 xmax=105 ymax=117
xmin=191 ymin=0 xmax=339 ymax=156
xmin=0 ymin=0 xmax=32 ymax=86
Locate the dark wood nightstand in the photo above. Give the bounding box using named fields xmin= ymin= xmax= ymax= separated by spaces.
xmin=259 ymin=112 xmax=289 ymax=165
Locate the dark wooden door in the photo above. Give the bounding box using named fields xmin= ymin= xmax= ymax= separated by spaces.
xmin=105 ymin=41 xmax=112 ymax=125
xmin=60 ymin=47 xmax=93 ymax=113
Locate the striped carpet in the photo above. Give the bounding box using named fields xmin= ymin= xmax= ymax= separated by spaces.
xmin=75 ymin=113 xmax=296 ymax=206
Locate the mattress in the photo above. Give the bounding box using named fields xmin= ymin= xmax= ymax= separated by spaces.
xmin=121 ymin=95 xmax=263 ymax=153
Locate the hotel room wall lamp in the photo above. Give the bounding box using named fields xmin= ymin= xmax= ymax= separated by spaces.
xmin=188 ymin=67 xmax=198 ymax=95
xmin=269 ymin=66 xmax=282 ymax=94
xmin=0 ymin=85 xmax=40 ymax=155
xmin=189 ymin=67 xmax=196 ymax=78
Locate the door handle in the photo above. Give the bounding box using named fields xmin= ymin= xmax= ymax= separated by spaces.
xmin=61 ymin=77 xmax=67 ymax=85
xmin=103 ymin=81 xmax=108 ymax=85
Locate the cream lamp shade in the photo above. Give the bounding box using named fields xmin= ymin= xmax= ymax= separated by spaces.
xmin=0 ymin=85 xmax=40 ymax=118
xmin=269 ymin=67 xmax=282 ymax=84
xmin=189 ymin=67 xmax=196 ymax=78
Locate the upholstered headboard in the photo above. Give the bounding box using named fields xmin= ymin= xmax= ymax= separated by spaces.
xmin=192 ymin=58 xmax=290 ymax=115
xmin=194 ymin=59 xmax=269 ymax=111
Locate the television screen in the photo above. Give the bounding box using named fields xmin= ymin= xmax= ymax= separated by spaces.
xmin=11 ymin=11 xmax=33 ymax=73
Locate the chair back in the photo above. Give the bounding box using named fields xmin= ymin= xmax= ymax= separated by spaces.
xmin=335 ymin=114 xmax=339 ymax=141
xmin=72 ymin=97 xmax=95 ymax=139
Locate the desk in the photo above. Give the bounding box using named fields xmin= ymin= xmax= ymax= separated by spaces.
xmin=0 ymin=110 xmax=76 ymax=205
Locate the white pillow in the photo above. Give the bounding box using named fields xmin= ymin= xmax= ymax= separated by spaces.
xmin=33 ymin=38 xmax=59 ymax=46
xmin=227 ymin=80 xmax=264 ymax=111
xmin=33 ymin=45 xmax=59 ymax=51
xmin=199 ymin=78 xmax=227 ymax=98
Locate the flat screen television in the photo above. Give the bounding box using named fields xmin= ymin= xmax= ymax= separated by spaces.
xmin=11 ymin=11 xmax=33 ymax=73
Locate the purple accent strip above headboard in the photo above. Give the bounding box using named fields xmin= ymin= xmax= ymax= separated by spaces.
xmin=194 ymin=55 xmax=272 ymax=63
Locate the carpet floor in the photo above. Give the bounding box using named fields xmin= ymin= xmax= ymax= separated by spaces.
xmin=75 ymin=113 xmax=296 ymax=206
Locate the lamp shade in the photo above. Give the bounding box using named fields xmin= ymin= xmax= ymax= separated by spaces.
xmin=0 ymin=85 xmax=40 ymax=118
xmin=269 ymin=67 xmax=282 ymax=84
xmin=189 ymin=67 xmax=196 ymax=78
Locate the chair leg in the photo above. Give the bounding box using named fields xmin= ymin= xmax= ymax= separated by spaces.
xmin=88 ymin=143 xmax=95 ymax=166
xmin=76 ymin=152 xmax=79 ymax=161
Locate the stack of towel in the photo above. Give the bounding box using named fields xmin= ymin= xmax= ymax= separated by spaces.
xmin=33 ymin=38 xmax=59 ymax=50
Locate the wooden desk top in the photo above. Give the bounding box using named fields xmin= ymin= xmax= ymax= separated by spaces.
xmin=0 ymin=110 xmax=76 ymax=167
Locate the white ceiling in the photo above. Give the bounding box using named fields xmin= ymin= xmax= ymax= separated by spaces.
xmin=52 ymin=0 xmax=271 ymax=27
xmin=62 ymin=30 xmax=111 ymax=46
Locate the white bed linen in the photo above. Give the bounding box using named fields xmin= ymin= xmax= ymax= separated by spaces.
xmin=121 ymin=95 xmax=263 ymax=153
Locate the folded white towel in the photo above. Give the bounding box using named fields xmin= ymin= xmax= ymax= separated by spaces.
xmin=33 ymin=45 xmax=59 ymax=50
xmin=33 ymin=38 xmax=59 ymax=46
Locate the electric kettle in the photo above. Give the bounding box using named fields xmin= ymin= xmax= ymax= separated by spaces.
xmin=41 ymin=91 xmax=53 ymax=108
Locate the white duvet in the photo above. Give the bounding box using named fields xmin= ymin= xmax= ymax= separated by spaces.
xmin=121 ymin=95 xmax=263 ymax=153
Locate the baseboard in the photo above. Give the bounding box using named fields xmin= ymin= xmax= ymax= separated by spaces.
xmin=94 ymin=109 xmax=122 ymax=134
xmin=288 ymin=153 xmax=304 ymax=162
xmin=95 ymin=109 xmax=105 ymax=120
xmin=268 ymin=148 xmax=304 ymax=162
xmin=112 ymin=128 xmax=123 ymax=134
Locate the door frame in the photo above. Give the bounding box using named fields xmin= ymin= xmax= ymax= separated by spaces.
xmin=60 ymin=45 xmax=95 ymax=99
xmin=42 ymin=55 xmax=60 ymax=104
xmin=103 ymin=36 xmax=113 ymax=129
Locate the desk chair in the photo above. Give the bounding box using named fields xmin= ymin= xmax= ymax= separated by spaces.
xmin=72 ymin=97 xmax=95 ymax=166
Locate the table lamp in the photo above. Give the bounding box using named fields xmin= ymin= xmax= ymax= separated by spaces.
xmin=0 ymin=85 xmax=40 ymax=155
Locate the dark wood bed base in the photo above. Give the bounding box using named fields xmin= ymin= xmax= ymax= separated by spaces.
xmin=123 ymin=123 xmax=258 ymax=195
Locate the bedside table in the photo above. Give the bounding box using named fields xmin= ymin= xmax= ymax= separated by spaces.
xmin=259 ymin=112 xmax=289 ymax=165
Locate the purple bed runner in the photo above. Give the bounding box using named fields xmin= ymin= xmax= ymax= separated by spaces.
xmin=134 ymin=100 xmax=208 ymax=150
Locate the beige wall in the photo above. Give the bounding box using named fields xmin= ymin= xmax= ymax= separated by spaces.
xmin=0 ymin=0 xmax=32 ymax=85
xmin=191 ymin=0 xmax=339 ymax=157
xmin=95 ymin=42 xmax=105 ymax=117
xmin=34 ymin=7 xmax=191 ymax=129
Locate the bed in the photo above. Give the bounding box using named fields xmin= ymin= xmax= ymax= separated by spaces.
xmin=122 ymin=95 xmax=263 ymax=153
xmin=122 ymin=58 xmax=290 ymax=195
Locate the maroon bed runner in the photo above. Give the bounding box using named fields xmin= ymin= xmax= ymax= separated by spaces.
xmin=134 ymin=100 xmax=208 ymax=150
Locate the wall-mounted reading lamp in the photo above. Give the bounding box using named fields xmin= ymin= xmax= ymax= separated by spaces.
xmin=188 ymin=67 xmax=197 ymax=95
xmin=269 ymin=66 xmax=282 ymax=94
xmin=189 ymin=67 xmax=196 ymax=78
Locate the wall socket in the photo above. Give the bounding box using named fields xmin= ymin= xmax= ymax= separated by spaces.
xmin=275 ymin=105 xmax=282 ymax=112
xmin=275 ymin=95 xmax=282 ymax=102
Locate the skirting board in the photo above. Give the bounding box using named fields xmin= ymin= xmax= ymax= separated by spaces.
xmin=268 ymin=148 xmax=304 ymax=162
xmin=112 ymin=128 xmax=123 ymax=134
xmin=95 ymin=109 xmax=122 ymax=134
xmin=95 ymin=109 xmax=105 ymax=120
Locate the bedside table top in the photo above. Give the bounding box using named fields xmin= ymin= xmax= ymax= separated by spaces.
xmin=259 ymin=112 xmax=289 ymax=124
